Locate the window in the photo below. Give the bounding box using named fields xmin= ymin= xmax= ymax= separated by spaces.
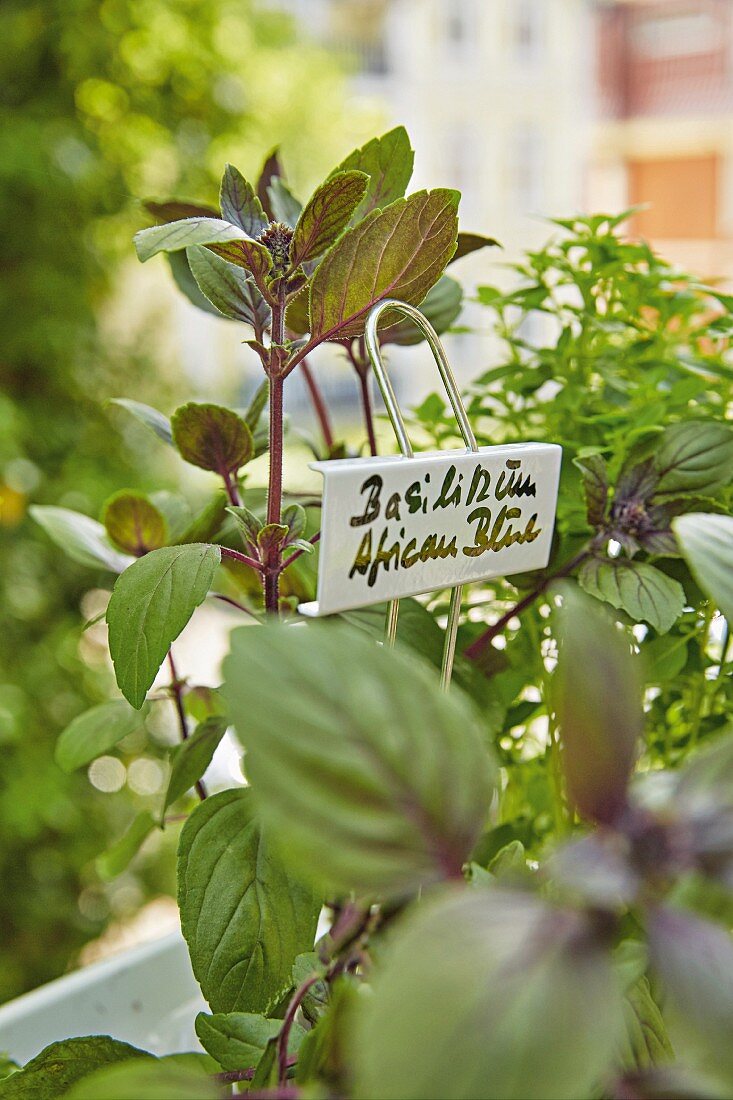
xmin=631 ymin=11 xmax=719 ymax=60
xmin=444 ymin=0 xmax=478 ymax=58
xmin=515 ymin=0 xmax=543 ymax=65
xmin=513 ymin=124 xmax=545 ymax=212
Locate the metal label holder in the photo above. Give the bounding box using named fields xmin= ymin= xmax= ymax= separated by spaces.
xmin=299 ymin=299 xmax=562 ymax=688
xmin=363 ymin=298 xmax=479 ymax=690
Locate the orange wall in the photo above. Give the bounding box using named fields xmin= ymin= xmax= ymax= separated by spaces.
xmin=629 ymin=155 xmax=719 ymax=239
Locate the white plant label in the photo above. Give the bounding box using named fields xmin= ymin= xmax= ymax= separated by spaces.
xmin=299 ymin=443 xmax=562 ymax=617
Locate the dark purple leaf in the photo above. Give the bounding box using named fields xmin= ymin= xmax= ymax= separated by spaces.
xmin=555 ymin=586 xmax=642 ymax=824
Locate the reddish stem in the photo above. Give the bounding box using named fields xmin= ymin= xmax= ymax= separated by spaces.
xmin=464 ymin=549 xmax=590 ymax=661
xmin=300 ymin=357 xmax=335 ymax=452
xmin=167 ymin=650 xmax=206 ymax=800
xmin=219 ymin=545 xmax=263 ymax=572
xmin=357 ymin=366 xmax=378 ymax=456
xmin=277 ymin=973 xmax=321 ymax=1085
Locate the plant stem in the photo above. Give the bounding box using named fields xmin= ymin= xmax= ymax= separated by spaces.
xmin=464 ymin=548 xmax=590 ymax=661
xmin=277 ymin=973 xmax=321 ymax=1085
xmin=357 ymin=366 xmax=378 ymax=456
xmin=222 ymin=468 xmax=241 ymax=507
xmin=210 ymin=593 xmax=261 ymax=621
xmin=219 ymin=546 xmax=263 ymax=572
xmin=264 ymin=287 xmax=287 ymax=615
xmin=347 ymin=341 xmax=378 ymax=456
xmin=167 ymin=650 xmax=206 ymax=800
xmin=300 ymin=358 xmax=335 ymax=453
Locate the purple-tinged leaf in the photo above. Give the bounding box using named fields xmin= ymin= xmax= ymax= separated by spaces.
xmin=308 ymin=189 xmax=460 ymax=342
xmin=290 ymin=171 xmax=369 ymax=268
xmin=648 ymin=904 xmax=733 ymax=1082
xmin=579 ymin=556 xmax=685 ymax=634
xmin=355 ymin=887 xmax=625 ymax=1100
xmin=171 ymin=403 xmax=253 ymax=476
xmin=134 ymin=217 xmax=253 ymax=263
xmin=166 ymin=249 xmax=223 ymax=318
xmin=208 ymin=236 xmax=273 ymax=284
xmin=574 ymin=454 xmax=609 ymax=528
xmin=187 ymin=245 xmax=270 ymax=332
xmin=102 ymin=490 xmax=168 ymax=556
xmin=331 ymin=125 xmax=414 ymax=221
xmin=380 ymin=275 xmax=463 ymax=346
xmin=653 ymin=420 xmax=733 ymax=498
xmin=555 ymin=586 xmax=642 ymax=824
xmin=219 ymin=163 xmax=267 ymax=236
xmin=551 ymin=832 xmax=640 ymax=907
xmin=256 ymin=147 xmax=283 ymax=221
xmin=673 ymin=513 xmax=733 ymax=622
xmin=144 ymin=199 xmax=218 ymax=223
xmin=448 ymin=231 xmax=501 ymax=264
xmin=267 ymin=177 xmax=302 ymax=227
xmin=614 ymin=457 xmax=659 ymax=509
xmin=223 ymin=621 xmax=494 ymax=897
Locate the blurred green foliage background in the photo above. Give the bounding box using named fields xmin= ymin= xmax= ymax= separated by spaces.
xmin=0 ymin=0 xmax=376 ymax=1002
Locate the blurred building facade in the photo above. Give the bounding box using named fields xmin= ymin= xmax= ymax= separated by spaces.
xmin=591 ymin=0 xmax=733 ymax=280
xmin=279 ymin=0 xmax=593 ymax=252
xmin=179 ymin=0 xmax=733 ymax=414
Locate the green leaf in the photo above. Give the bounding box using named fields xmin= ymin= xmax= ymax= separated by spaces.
xmin=226 ymin=504 xmax=262 ymax=552
xmin=171 ymin=403 xmax=253 ymax=475
xmin=448 ymin=231 xmax=501 ymax=264
xmin=618 ymin=975 xmax=673 ymax=1072
xmin=194 ymin=1012 xmax=280 ymax=1072
xmin=673 ymin=513 xmax=733 ymax=622
xmin=281 ymin=503 xmax=306 ymax=543
xmin=187 ymin=246 xmax=270 ymax=330
xmin=107 ymin=544 xmax=220 ymax=709
xmin=0 ymin=1055 xmax=20 ymax=1081
xmin=380 ymin=275 xmax=463 ymax=346
xmin=579 ymin=556 xmax=685 ymax=634
xmin=290 ymin=171 xmax=369 ymax=268
xmin=166 ymin=250 xmax=223 ymax=318
xmin=653 ymin=420 xmax=733 ymax=498
xmin=332 ymin=126 xmax=414 ymax=221
xmin=223 ymin=621 xmax=495 ymax=897
xmin=150 ymin=491 xmax=193 ymax=540
xmin=96 ymin=812 xmax=158 ymax=880
xmin=65 ymin=1058 xmax=221 ymax=1100
xmin=308 ymin=189 xmax=460 ymax=341
xmin=267 ymin=177 xmax=302 ymax=227
xmin=291 ymin=953 xmax=330 ymax=1024
xmin=573 ymin=454 xmax=608 ymax=527
xmin=107 ymin=399 xmax=173 ymax=445
xmin=649 ymin=905 xmax=733 ymax=1084
xmin=219 ymin=164 xmax=267 ymax=237
xmin=102 ymin=491 xmax=168 ymax=556
xmin=554 ymin=587 xmax=642 ymax=824
xmin=134 ymin=217 xmax=252 ymax=263
xmin=30 ymin=506 xmax=133 ymax=574
xmin=162 ymin=716 xmax=228 ymax=817
xmin=1 ymin=1037 xmax=150 ymax=1100
xmin=55 ymin=699 xmax=146 ymax=772
xmin=177 ymin=788 xmax=320 ymax=1014
xmin=244 ymin=380 xmax=268 ymax=432
xmin=354 ymin=887 xmax=624 ymax=1100
xmin=174 ymin=492 xmax=229 ymax=546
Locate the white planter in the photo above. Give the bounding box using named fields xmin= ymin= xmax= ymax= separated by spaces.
xmin=0 ymin=931 xmax=206 ymax=1064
